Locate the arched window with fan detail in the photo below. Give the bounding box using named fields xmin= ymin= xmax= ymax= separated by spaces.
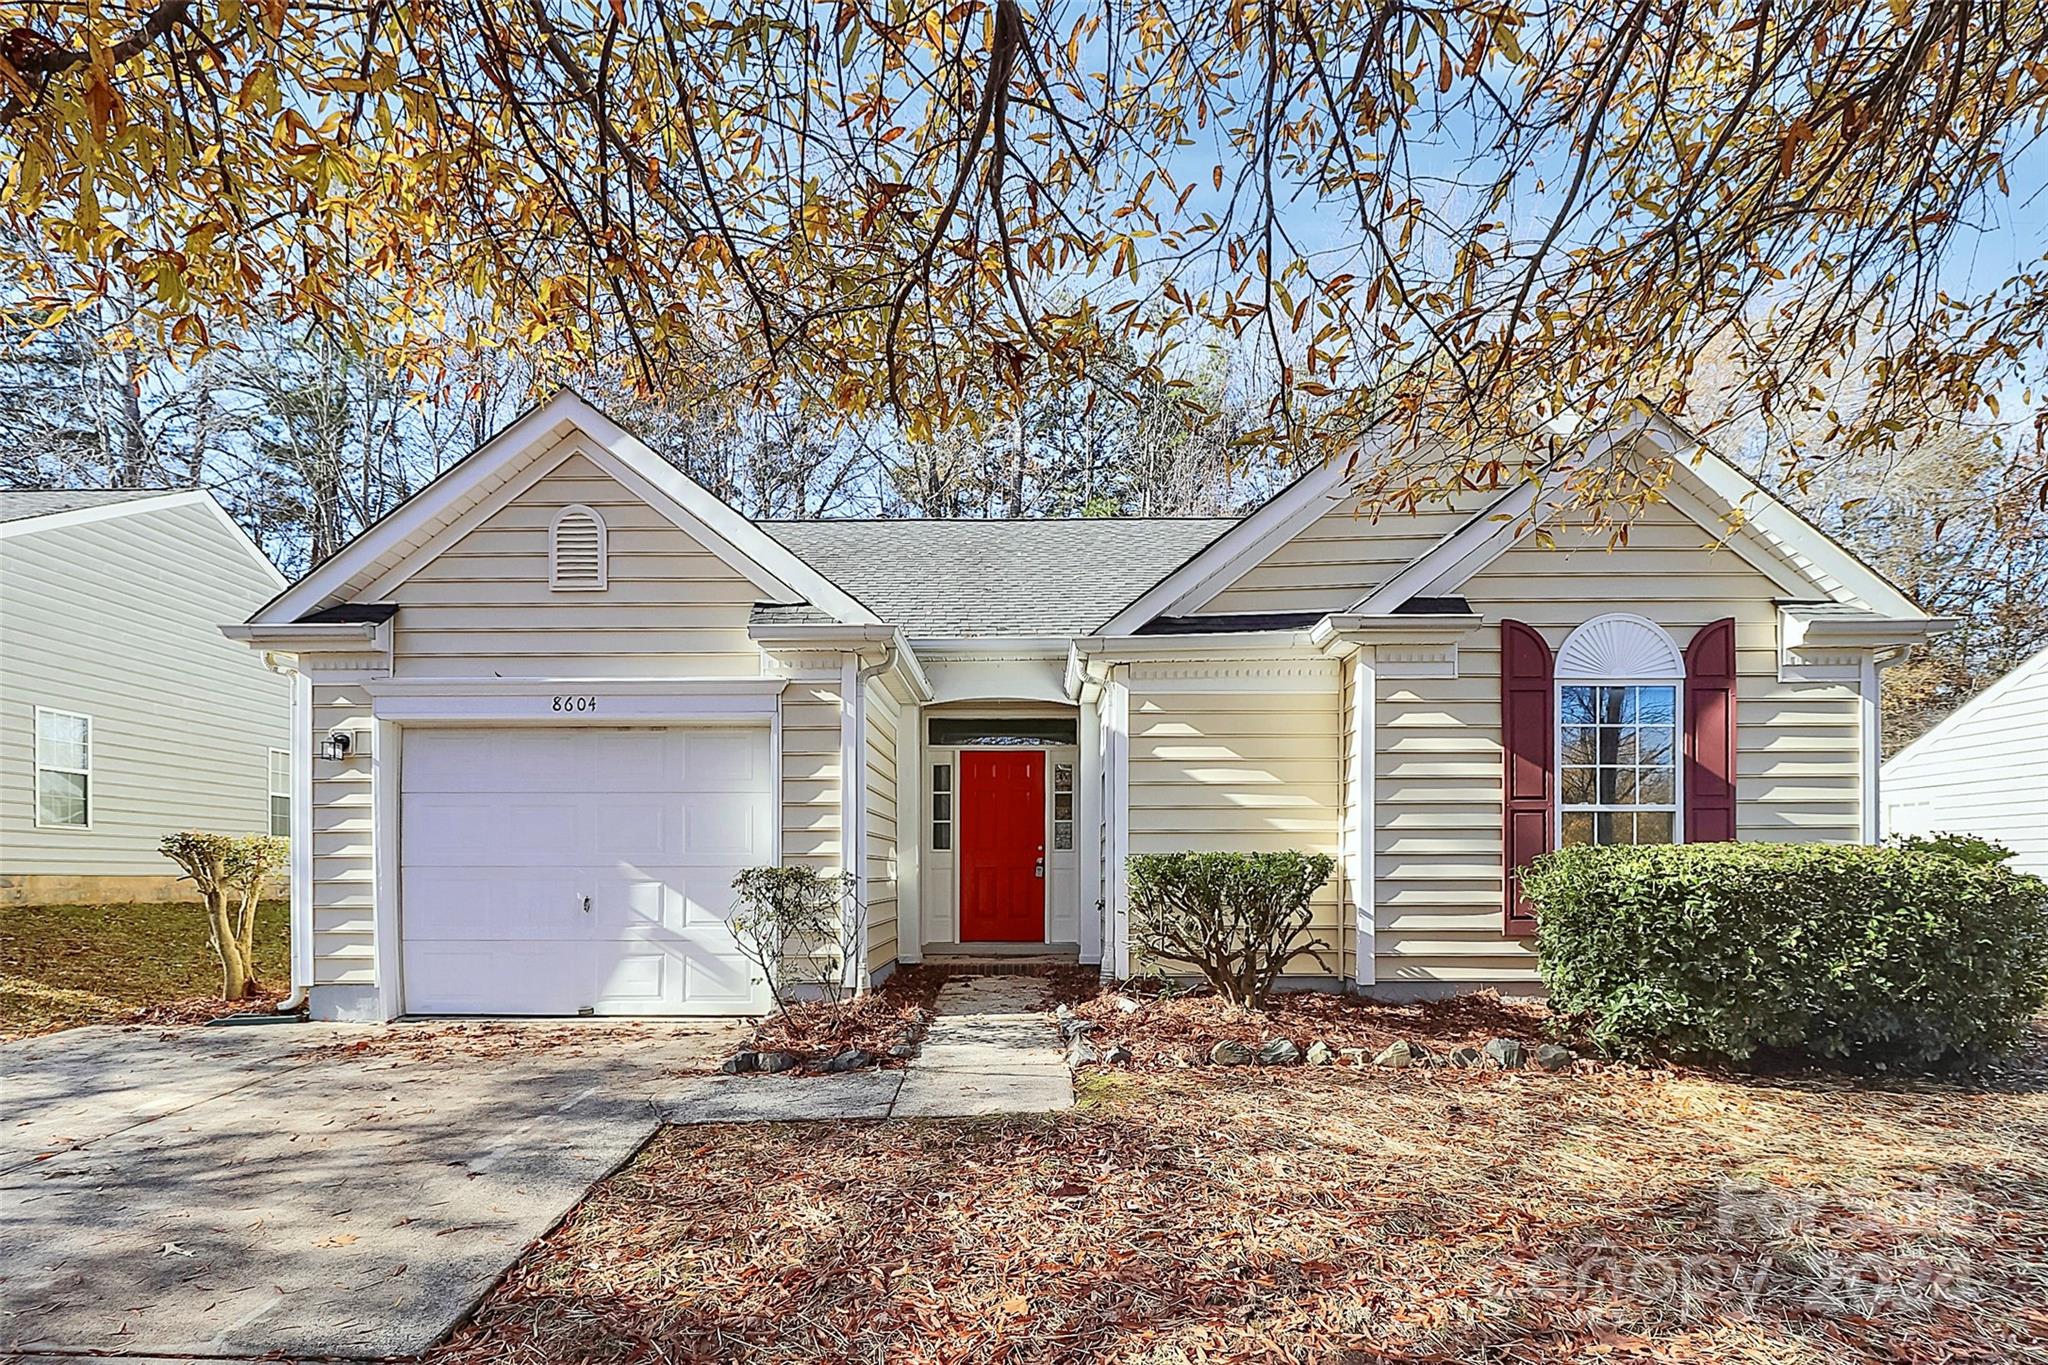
xmin=549 ymin=504 xmax=608 ymax=591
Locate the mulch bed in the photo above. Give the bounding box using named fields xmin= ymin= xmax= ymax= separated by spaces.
xmin=1063 ymin=980 xmax=1553 ymax=1068
xmin=743 ymin=963 xmax=951 ymax=1072
xmin=431 ymin=1023 xmax=2048 ymax=1365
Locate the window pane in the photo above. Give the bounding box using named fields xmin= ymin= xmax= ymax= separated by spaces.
xmin=1594 ymin=811 xmax=1627 ymax=845
xmin=1053 ymin=821 xmax=1073 ymax=850
xmin=1598 ymin=687 xmax=1634 ymax=724
xmin=1560 ymin=686 xmax=1597 ymax=726
xmin=1053 ymin=793 xmax=1073 ymax=822
xmin=1637 ymin=726 xmax=1675 ymax=766
xmin=932 ymin=824 xmax=951 ymax=851
xmin=1561 ymin=812 xmax=1594 ymax=846
xmin=38 ymin=770 xmax=88 ymax=826
xmin=1598 ymin=767 xmax=1637 ymax=803
xmin=1559 ymin=725 xmax=1599 ymax=765
xmin=1053 ymin=762 xmax=1073 ymax=793
xmin=932 ymin=792 xmax=951 ymax=822
xmin=1637 ymin=687 xmax=1677 ymax=726
xmin=1636 ymin=811 xmax=1674 ymax=844
xmin=1596 ymin=727 xmax=1636 ymax=765
xmin=270 ymin=794 xmax=291 ymax=838
xmin=928 ymin=716 xmax=1077 ymax=747
xmin=1560 ymin=766 xmax=1595 ymax=804
xmin=932 ymin=764 xmax=951 ymax=792
xmin=38 ymin=712 xmax=88 ymax=770
xmin=1637 ymin=766 xmax=1674 ymax=804
xmin=269 ymin=749 xmax=291 ymax=793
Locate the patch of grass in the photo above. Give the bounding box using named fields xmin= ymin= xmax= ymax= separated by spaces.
xmin=0 ymin=899 xmax=288 ymax=1039
xmin=436 ymin=1024 xmax=2048 ymax=1365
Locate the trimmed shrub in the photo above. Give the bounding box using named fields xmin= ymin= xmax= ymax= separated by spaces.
xmin=729 ymin=866 xmax=861 ymax=1011
xmin=1524 ymin=841 xmax=2048 ymax=1067
xmin=1127 ymin=851 xmax=1335 ymax=1007
xmin=159 ymin=831 xmax=288 ymax=1000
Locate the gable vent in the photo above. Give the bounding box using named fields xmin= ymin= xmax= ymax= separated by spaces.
xmin=549 ymin=505 xmax=608 ymax=591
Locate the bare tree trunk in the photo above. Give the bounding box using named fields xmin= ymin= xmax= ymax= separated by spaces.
xmin=118 ymin=341 xmax=150 ymax=487
xmin=205 ymin=887 xmax=249 ymax=999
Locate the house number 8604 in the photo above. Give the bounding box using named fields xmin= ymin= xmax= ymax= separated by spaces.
xmin=551 ymin=695 xmax=597 ymax=712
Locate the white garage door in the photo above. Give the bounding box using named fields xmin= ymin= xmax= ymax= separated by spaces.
xmin=400 ymin=726 xmax=772 ymax=1015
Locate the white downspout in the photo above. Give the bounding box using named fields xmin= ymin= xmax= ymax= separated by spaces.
xmin=842 ymin=644 xmax=898 ymax=992
xmin=275 ymin=658 xmax=312 ymax=1013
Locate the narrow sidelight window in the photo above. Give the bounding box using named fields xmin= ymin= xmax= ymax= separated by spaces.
xmin=268 ymin=748 xmax=292 ymax=837
xmin=931 ymin=762 xmax=952 ymax=850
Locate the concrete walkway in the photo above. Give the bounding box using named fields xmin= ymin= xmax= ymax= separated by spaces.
xmin=893 ymin=974 xmax=1075 ymax=1117
xmin=2 ymin=976 xmax=1070 ymax=1361
xmin=661 ymin=973 xmax=1074 ymax=1122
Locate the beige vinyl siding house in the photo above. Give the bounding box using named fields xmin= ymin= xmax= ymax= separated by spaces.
xmin=231 ymin=391 xmax=1944 ymax=1020
xmin=1 ymin=490 xmax=291 ymax=906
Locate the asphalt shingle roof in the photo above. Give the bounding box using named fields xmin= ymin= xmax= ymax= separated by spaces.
xmin=0 ymin=488 xmax=175 ymax=523
xmin=759 ymin=517 xmax=1238 ymax=637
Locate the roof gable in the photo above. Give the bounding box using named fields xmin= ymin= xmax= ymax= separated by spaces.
xmin=1883 ymin=644 xmax=2048 ymax=776
xmin=1352 ymin=405 xmax=1931 ymax=620
xmin=250 ymin=390 xmax=876 ymax=626
xmin=0 ymin=488 xmax=284 ymax=587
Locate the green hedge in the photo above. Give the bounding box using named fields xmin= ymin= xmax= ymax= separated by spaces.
xmin=1127 ymin=851 xmax=1335 ymax=1007
xmin=1522 ymin=841 xmax=2048 ymax=1068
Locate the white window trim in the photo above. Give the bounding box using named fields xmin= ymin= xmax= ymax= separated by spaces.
xmin=548 ymin=503 xmax=609 ymax=591
xmin=268 ymin=746 xmax=292 ymax=838
xmin=1554 ymin=678 xmax=1685 ymax=848
xmin=33 ymin=706 xmax=93 ymax=831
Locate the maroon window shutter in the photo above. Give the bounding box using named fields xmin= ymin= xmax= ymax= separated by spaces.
xmin=1684 ymin=617 xmax=1738 ymax=843
xmin=1501 ymin=620 xmax=1553 ymax=937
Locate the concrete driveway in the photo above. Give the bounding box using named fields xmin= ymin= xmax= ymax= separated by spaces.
xmin=1 ymin=1017 xmax=744 ymax=1360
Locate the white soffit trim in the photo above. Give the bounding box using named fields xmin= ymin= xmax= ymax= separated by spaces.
xmin=567 ymin=400 xmax=878 ymax=625
xmin=251 ymin=391 xmax=585 ymax=622
xmin=251 ymin=389 xmax=879 ymax=627
xmin=1097 ymin=446 xmax=1374 ymax=636
xmin=1632 ymin=409 xmax=1927 ymax=619
xmin=1354 ymin=405 xmax=1920 ymax=615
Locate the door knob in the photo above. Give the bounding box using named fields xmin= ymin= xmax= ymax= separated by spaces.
xmin=1035 ymin=858 xmax=1045 ymax=879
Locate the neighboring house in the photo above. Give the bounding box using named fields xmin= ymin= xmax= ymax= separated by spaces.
xmin=1882 ymin=646 xmax=2048 ymax=877
xmin=2 ymin=489 xmax=292 ymax=906
xmin=228 ymin=390 xmax=1947 ymax=1021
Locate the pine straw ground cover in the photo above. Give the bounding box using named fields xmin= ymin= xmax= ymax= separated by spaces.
xmin=0 ymin=899 xmax=288 ymax=1038
xmin=746 ymin=963 xmax=950 ymax=1071
xmin=1061 ymin=983 xmax=1553 ymax=1067
xmin=434 ymin=1024 xmax=2048 ymax=1365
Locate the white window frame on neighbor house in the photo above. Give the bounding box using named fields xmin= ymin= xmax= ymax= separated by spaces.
xmin=268 ymin=747 xmax=292 ymax=837
xmin=1553 ymin=614 xmax=1685 ymax=850
xmin=34 ymin=706 xmax=93 ymax=830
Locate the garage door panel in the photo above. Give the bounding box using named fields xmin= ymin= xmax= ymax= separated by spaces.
xmin=682 ymin=946 xmax=761 ymax=1009
xmin=404 ymin=794 xmax=585 ymax=865
xmin=680 ymin=729 xmax=768 ymax=790
xmin=680 ymin=792 xmax=769 ymax=857
xmin=588 ymin=801 xmax=676 ymax=859
xmin=405 ymin=942 xmax=580 ymax=1015
xmin=403 ymin=868 xmax=589 ymax=939
xmin=400 ymin=726 xmax=771 ymax=1016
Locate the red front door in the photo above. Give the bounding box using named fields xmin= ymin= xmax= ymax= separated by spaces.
xmin=959 ymin=749 xmax=1045 ymax=942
